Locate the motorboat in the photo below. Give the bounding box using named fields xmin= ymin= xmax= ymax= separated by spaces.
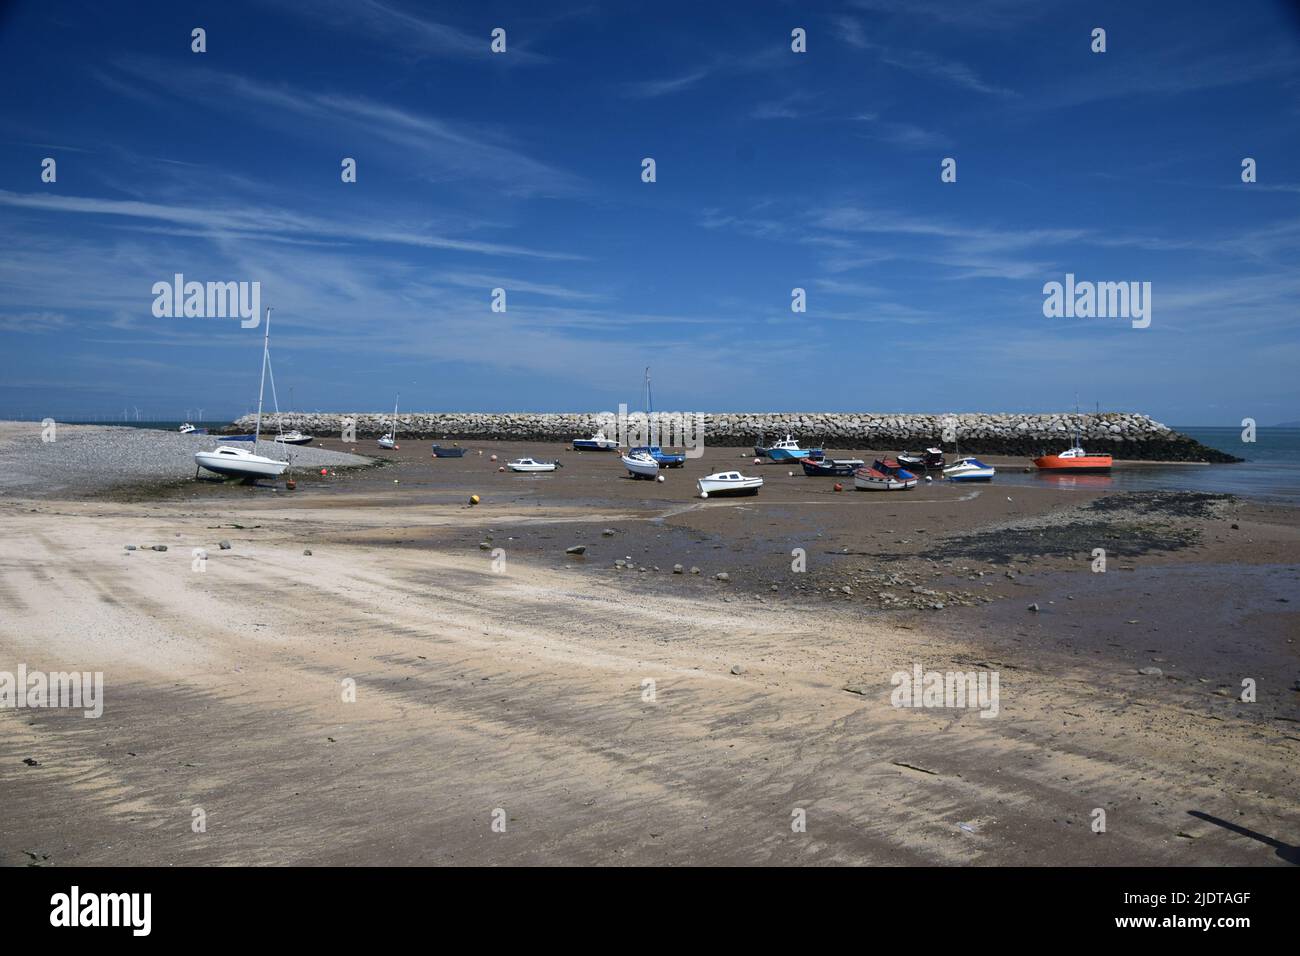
xmin=764 ymin=435 xmax=822 ymax=461
xmin=943 ymin=456 xmax=996 ymax=482
xmin=853 ymin=459 xmax=918 ymax=491
xmin=273 ymin=430 xmax=313 ymax=445
xmin=430 ymin=444 xmax=466 ymax=458
xmin=193 ymin=306 xmax=290 ymax=481
xmin=1033 ymin=445 xmax=1113 ymax=473
xmin=178 ymin=422 xmax=207 ymax=435
xmin=507 ymin=458 xmax=560 ymax=473
xmin=697 ymin=471 xmax=763 ymax=498
xmin=194 ymin=444 xmax=288 ymax=479
xmin=630 ymin=445 xmax=685 ymax=468
xmin=573 ymin=430 xmax=618 ymax=451
xmin=801 ymin=456 xmax=865 ymax=477
xmin=898 ymin=447 xmax=945 ymax=471
xmin=621 ymin=451 xmax=660 ymax=479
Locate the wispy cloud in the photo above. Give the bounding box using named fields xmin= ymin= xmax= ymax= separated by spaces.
xmin=835 ymin=17 xmax=1017 ymax=97
xmin=101 ymin=62 xmax=582 ymax=198
xmin=853 ymin=112 xmax=950 ymax=149
xmin=0 ymin=190 xmax=584 ymax=261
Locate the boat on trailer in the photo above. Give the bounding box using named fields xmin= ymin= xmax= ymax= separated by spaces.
xmin=697 ymin=471 xmax=763 ymax=498
xmin=621 ymin=451 xmax=660 ymax=479
xmin=801 ymin=456 xmax=865 ymax=477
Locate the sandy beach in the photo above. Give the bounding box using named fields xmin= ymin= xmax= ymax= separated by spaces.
xmin=0 ymin=426 xmax=1296 ymax=866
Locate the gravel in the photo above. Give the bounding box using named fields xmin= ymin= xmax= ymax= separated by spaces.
xmin=0 ymin=423 xmax=372 ymax=498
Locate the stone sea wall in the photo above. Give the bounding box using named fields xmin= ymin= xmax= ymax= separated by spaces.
xmin=228 ymin=412 xmax=1241 ymax=463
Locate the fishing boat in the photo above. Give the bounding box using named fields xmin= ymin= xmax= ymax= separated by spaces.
xmin=507 ymin=457 xmax=560 ymax=473
xmin=377 ymin=394 xmax=400 ymax=449
xmin=853 ymin=458 xmax=918 ymax=491
xmin=943 ymin=457 xmax=996 ymax=482
xmin=630 ymin=445 xmax=685 ymax=468
xmin=194 ymin=307 xmax=289 ymax=481
xmin=178 ymin=422 xmax=207 ymax=435
xmin=572 ymin=430 xmax=618 ymax=451
xmin=1033 ymin=409 xmax=1112 ymax=473
xmin=430 ymin=444 xmax=466 ymax=458
xmin=621 ymin=451 xmax=660 ymax=479
xmin=765 ymin=435 xmax=823 ymax=461
xmin=801 ymin=456 xmax=865 ymax=477
xmin=273 ymin=429 xmax=313 ymax=446
xmin=1033 ymin=445 xmax=1113 ymax=473
xmin=898 ymin=447 xmax=945 ymax=471
xmin=697 ymin=471 xmax=763 ymax=498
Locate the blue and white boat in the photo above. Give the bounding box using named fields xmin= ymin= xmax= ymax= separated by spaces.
xmin=943 ymin=457 xmax=995 ymax=482
xmin=630 ymin=445 xmax=685 ymax=468
xmin=573 ymin=430 xmax=618 ymax=451
xmin=765 ymin=435 xmax=822 ymax=461
xmin=621 ymin=450 xmax=660 ymax=479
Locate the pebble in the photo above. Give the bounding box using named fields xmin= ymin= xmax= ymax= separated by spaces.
xmin=690 ymin=567 xmax=701 ymax=575
xmin=565 ymin=545 xmax=586 ymax=555
xmin=151 ymin=545 xmax=168 ymax=552
xmin=303 ymin=549 xmax=312 ymax=556
xmin=672 ymin=564 xmax=683 ymax=574
xmin=715 ymin=572 xmax=730 ymax=582
xmin=730 ymin=664 xmax=744 ymax=675
xmin=219 ymin=540 xmax=232 ymax=550
xmin=1137 ymin=667 xmax=1163 ymax=676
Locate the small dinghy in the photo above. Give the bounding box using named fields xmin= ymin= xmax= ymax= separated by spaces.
xmin=273 ymin=430 xmax=313 ymax=445
xmin=898 ymin=447 xmax=945 ymax=471
xmin=621 ymin=451 xmax=660 ymax=479
xmin=573 ymin=430 xmax=618 ymax=451
xmin=854 ymin=458 xmax=918 ymax=491
xmin=507 ymin=457 xmax=560 ymax=473
xmin=943 ymin=456 xmax=995 ymax=482
xmin=430 ymin=444 xmax=466 ymax=458
xmin=697 ymin=471 xmax=763 ymax=498
xmin=801 ymin=456 xmax=865 ymax=477
xmin=764 ymin=434 xmax=823 ymax=461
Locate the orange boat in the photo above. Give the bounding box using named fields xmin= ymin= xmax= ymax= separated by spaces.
xmin=1033 ymin=445 xmax=1113 ymax=473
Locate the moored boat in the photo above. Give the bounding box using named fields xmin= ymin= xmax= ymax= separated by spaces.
xmin=1033 ymin=446 xmax=1113 ymax=473
xmin=943 ymin=456 xmax=996 ymax=482
xmin=697 ymin=471 xmax=763 ymax=498
xmin=854 ymin=458 xmax=918 ymax=491
xmin=194 ymin=307 xmax=289 ymax=481
xmin=898 ymin=447 xmax=945 ymax=471
xmin=765 ymin=435 xmax=823 ymax=461
xmin=573 ymin=430 xmax=618 ymax=451
xmin=621 ymin=451 xmax=660 ymax=479
xmin=630 ymin=445 xmax=685 ymax=467
xmin=801 ymin=456 xmax=865 ymax=477
xmin=178 ymin=422 xmax=207 ymax=435
xmin=430 ymin=444 xmax=466 ymax=458
xmin=273 ymin=430 xmax=313 ymax=445
xmin=507 ymin=457 xmax=559 ymax=473
xmin=377 ymin=394 xmax=400 ymax=449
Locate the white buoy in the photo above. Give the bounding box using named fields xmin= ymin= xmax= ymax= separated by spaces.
xmin=699 ymin=490 xmax=709 ymax=499
xmin=656 ymin=474 xmax=665 ymax=483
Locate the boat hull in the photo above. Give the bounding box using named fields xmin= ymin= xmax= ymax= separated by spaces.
xmin=1033 ymin=454 xmax=1112 ymax=473
xmin=767 ymin=447 xmax=822 ymax=461
xmin=430 ymin=445 xmax=466 ymax=457
xmin=573 ymin=440 xmax=617 ymax=451
xmin=802 ymin=457 xmax=864 ymax=477
xmin=854 ymin=467 xmax=917 ymax=491
xmin=273 ymin=434 xmax=313 ymax=446
xmin=697 ymin=473 xmax=763 ymax=497
xmin=943 ymin=458 xmax=995 ymax=482
xmin=195 ymin=447 xmax=288 ymax=479
xmin=621 ymin=455 xmax=660 ymax=479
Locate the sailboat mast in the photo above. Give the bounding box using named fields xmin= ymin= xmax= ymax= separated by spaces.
xmin=392 ymin=392 xmax=400 ymax=442
xmin=254 ymin=307 xmax=272 ymax=447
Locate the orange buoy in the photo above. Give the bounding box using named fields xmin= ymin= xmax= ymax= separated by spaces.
xmin=833 ymin=482 xmax=843 ymax=492
xmin=320 ymin=468 xmax=328 ymax=476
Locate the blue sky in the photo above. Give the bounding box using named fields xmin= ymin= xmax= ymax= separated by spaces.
xmin=1 ymin=0 xmax=1298 ymax=424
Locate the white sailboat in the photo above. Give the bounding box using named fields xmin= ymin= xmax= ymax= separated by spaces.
xmin=377 ymin=394 xmax=399 ymax=449
xmin=621 ymin=450 xmax=660 ymax=479
xmin=194 ymin=308 xmax=289 ymax=480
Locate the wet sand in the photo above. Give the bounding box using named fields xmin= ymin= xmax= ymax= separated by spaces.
xmin=1 ymin=437 xmax=1296 ymax=865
